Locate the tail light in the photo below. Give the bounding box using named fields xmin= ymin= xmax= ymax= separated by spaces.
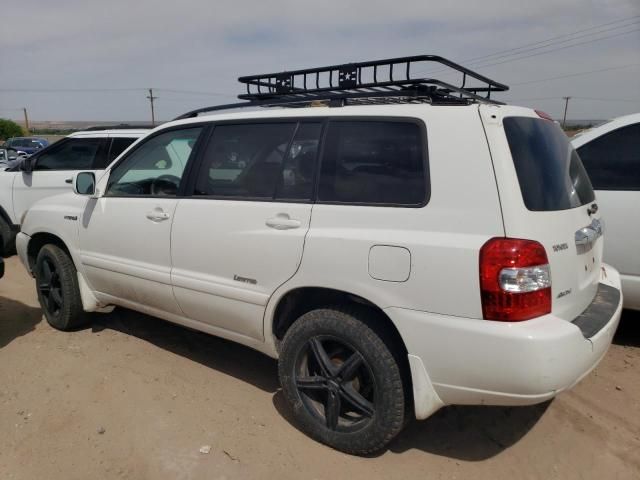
xmin=535 ymin=110 xmax=554 ymax=121
xmin=480 ymin=238 xmax=551 ymax=321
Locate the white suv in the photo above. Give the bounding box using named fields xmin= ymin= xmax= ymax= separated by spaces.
xmin=0 ymin=127 xmax=148 ymax=256
xmin=571 ymin=113 xmax=640 ymax=310
xmin=15 ymin=57 xmax=623 ymax=455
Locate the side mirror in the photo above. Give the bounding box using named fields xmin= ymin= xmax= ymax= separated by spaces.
xmin=20 ymin=156 xmax=34 ymax=173
xmin=74 ymin=172 xmax=96 ymax=196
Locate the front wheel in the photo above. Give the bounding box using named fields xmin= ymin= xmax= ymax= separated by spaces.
xmin=278 ymin=307 xmax=407 ymax=455
xmin=35 ymin=244 xmax=88 ymax=331
xmin=0 ymin=217 xmax=16 ymax=257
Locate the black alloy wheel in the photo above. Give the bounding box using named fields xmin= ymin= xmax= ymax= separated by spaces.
xmin=38 ymin=256 xmax=64 ymax=318
xmin=295 ymin=336 xmax=376 ymax=432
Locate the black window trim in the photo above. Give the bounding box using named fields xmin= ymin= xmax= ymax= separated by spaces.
xmin=576 ymin=123 xmax=640 ymax=192
xmin=181 ymin=115 xmax=430 ymax=208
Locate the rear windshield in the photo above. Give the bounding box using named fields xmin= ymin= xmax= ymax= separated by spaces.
xmin=503 ymin=117 xmax=595 ymax=211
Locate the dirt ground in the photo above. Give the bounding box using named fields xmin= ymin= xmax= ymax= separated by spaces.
xmin=0 ymin=256 xmax=638 ymax=480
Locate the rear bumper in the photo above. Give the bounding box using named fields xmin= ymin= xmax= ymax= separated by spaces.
xmin=387 ymin=263 xmax=623 ymax=417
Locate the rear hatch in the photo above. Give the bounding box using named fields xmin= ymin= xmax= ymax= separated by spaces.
xmin=480 ymin=105 xmax=602 ymax=321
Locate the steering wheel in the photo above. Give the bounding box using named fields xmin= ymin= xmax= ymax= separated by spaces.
xmin=151 ymin=175 xmax=181 ymax=196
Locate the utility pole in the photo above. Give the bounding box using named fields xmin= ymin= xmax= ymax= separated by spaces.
xmin=23 ymin=107 xmax=30 ymax=134
xmin=146 ymin=88 xmax=157 ymax=126
xmin=562 ymin=96 xmax=571 ymax=129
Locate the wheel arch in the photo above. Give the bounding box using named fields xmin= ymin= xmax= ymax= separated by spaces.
xmin=0 ymin=205 xmax=15 ymax=226
xmin=27 ymin=232 xmax=72 ymax=273
xmin=26 ymin=230 xmax=109 ymax=313
xmin=269 ymin=285 xmax=416 ymax=417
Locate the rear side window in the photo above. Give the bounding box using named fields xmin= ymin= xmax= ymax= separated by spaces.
xmin=105 ymin=137 xmax=137 ymax=166
xmin=35 ymin=138 xmax=107 ymax=171
xmin=503 ymin=117 xmax=595 ymax=211
xmin=577 ymin=123 xmax=640 ymax=191
xmin=318 ymin=121 xmax=427 ymax=206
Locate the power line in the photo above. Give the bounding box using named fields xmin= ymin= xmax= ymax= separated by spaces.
xmin=468 ymin=28 xmax=640 ymax=70
xmin=510 ymin=97 xmax=640 ymax=102
xmin=159 ymin=89 xmax=231 ymax=97
xmin=0 ymin=87 xmax=145 ymax=93
xmin=413 ymin=18 xmax=640 ymax=76
xmin=511 ymin=62 xmax=640 ymax=86
xmin=573 ymin=96 xmax=640 ymax=102
xmin=0 ymin=87 xmax=231 ymax=96
xmin=460 ymin=15 xmax=640 ymax=64
xmin=463 ymin=21 xmax=640 ymax=67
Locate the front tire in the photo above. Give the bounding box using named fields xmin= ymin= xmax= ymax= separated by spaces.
xmin=35 ymin=244 xmax=88 ymax=330
xmin=278 ymin=307 xmax=406 ymax=455
xmin=0 ymin=217 xmax=16 ymax=257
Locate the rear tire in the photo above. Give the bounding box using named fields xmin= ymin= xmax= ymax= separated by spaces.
xmin=35 ymin=244 xmax=88 ymax=331
xmin=278 ymin=307 xmax=406 ymax=455
xmin=0 ymin=217 xmax=16 ymax=257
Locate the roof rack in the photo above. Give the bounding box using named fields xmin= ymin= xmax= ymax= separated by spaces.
xmin=175 ymin=55 xmax=508 ymax=120
xmin=82 ymin=124 xmax=155 ymax=131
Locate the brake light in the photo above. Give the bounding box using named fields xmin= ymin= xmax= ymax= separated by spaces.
xmin=480 ymin=238 xmax=551 ymax=321
xmin=535 ymin=110 xmax=554 ymax=121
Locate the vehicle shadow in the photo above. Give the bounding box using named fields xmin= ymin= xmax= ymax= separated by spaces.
xmin=273 ymin=390 xmax=549 ymax=460
xmin=0 ymin=296 xmax=43 ymax=348
xmin=92 ymin=307 xmax=549 ymax=459
xmin=613 ymin=309 xmax=640 ymax=348
xmin=91 ymin=308 xmax=279 ymax=393
xmin=387 ymin=402 xmax=550 ymax=460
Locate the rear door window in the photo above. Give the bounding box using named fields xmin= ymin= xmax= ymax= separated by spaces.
xmin=576 ymin=123 xmax=640 ymax=191
xmin=318 ymin=121 xmax=427 ymax=206
xmin=194 ymin=123 xmax=297 ymax=198
xmin=503 ymin=117 xmax=595 ymax=211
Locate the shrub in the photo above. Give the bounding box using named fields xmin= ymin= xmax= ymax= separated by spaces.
xmin=0 ymin=119 xmax=25 ymax=142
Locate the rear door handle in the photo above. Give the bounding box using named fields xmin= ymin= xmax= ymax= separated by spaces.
xmin=266 ymin=213 xmax=301 ymax=230
xmin=146 ymin=209 xmax=171 ymax=222
xmin=65 ymin=178 xmax=72 ymax=184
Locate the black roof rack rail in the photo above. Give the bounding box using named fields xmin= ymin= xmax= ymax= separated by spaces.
xmin=175 ymin=55 xmax=508 ymax=120
xmin=82 ymin=124 xmax=155 ymax=131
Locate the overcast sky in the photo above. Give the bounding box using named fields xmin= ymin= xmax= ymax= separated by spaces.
xmin=1 ymin=0 xmax=639 ymax=123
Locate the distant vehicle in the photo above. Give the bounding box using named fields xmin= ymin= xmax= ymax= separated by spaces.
xmin=0 ymin=147 xmax=28 ymax=169
xmin=3 ymin=137 xmax=50 ymax=155
xmin=15 ymin=56 xmax=623 ymax=456
xmin=0 ymin=128 xmax=148 ymax=256
xmin=572 ymin=112 xmax=640 ymax=310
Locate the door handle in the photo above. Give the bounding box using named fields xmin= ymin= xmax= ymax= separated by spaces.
xmin=146 ymin=209 xmax=171 ymax=222
xmin=65 ymin=178 xmax=72 ymax=184
xmin=266 ymin=213 xmax=301 ymax=230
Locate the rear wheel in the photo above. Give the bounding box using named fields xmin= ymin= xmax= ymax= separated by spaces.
xmin=0 ymin=217 xmax=16 ymax=257
xmin=278 ymin=307 xmax=406 ymax=455
xmin=35 ymin=244 xmax=88 ymax=330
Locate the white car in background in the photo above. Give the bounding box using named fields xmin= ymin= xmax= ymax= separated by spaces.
xmin=0 ymin=127 xmax=148 ymax=256
xmin=572 ymin=113 xmax=640 ymax=310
